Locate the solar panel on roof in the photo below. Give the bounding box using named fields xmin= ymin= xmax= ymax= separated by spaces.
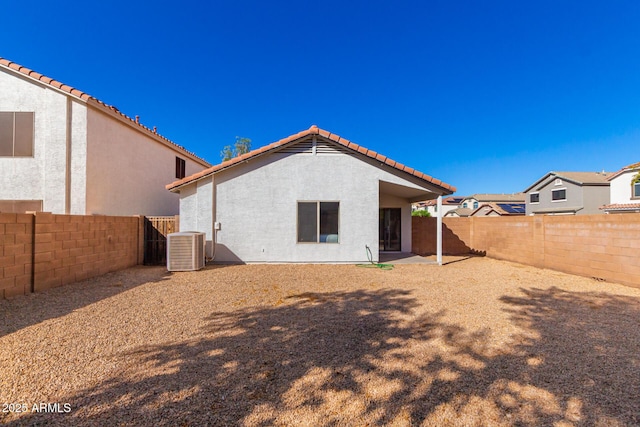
xmin=497 ymin=203 xmax=526 ymax=214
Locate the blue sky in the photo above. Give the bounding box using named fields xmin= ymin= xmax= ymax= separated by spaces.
xmin=3 ymin=0 xmax=639 ymax=196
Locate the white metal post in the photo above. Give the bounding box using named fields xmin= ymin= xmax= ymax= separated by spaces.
xmin=437 ymin=195 xmax=443 ymax=266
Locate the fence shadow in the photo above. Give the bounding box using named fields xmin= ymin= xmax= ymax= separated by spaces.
xmin=5 ymin=286 xmax=640 ymax=426
xmin=0 ymin=266 xmax=170 ymax=338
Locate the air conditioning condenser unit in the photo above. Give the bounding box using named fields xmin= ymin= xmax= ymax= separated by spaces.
xmin=167 ymin=232 xmax=205 ymax=271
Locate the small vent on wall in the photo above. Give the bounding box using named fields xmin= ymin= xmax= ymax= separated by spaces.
xmin=555 ymin=179 xmax=562 ymax=186
xmin=278 ymin=138 xmax=314 ymax=154
xmin=316 ymin=140 xmax=352 ymax=155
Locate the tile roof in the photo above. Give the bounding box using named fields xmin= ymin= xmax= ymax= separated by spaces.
xmin=167 ymin=125 xmax=457 ymax=193
xmin=607 ymin=162 xmax=640 ymax=181
xmin=600 ymin=203 xmax=640 ymax=211
xmin=553 ymin=171 xmax=612 ymax=184
xmin=470 ymin=202 xmax=526 ymax=216
xmin=416 ymin=196 xmax=465 ymax=207
xmin=524 ymin=171 xmax=611 ymax=192
xmin=469 ymin=193 xmax=526 ymax=203
xmin=0 ymin=57 xmax=210 ymax=167
xmin=444 ymin=207 xmax=473 ymax=217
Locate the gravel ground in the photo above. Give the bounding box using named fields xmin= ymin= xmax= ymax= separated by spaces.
xmin=1 ymin=256 xmax=640 ymax=426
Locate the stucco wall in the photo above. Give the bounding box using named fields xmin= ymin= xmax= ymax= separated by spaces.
xmin=610 ymin=170 xmax=638 ymax=204
xmin=179 ymin=150 xmax=437 ymax=263
xmin=527 ymin=179 xmax=584 ymax=215
xmin=179 ymin=177 xmax=214 ymax=256
xmin=0 ymin=68 xmax=87 ymax=214
xmin=582 ymin=186 xmax=611 ymax=214
xmin=86 ymin=108 xmax=206 ymax=216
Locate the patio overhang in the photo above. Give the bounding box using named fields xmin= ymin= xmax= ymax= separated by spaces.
xmin=378 ymin=180 xmax=441 ymax=202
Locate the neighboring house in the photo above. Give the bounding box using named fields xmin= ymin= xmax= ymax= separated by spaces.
xmin=167 ymin=125 xmax=456 ymax=263
xmin=470 ymin=202 xmax=526 ymax=217
xmin=601 ymin=162 xmax=640 ymax=213
xmin=0 ymin=57 xmax=210 ymax=215
xmin=524 ymin=171 xmax=611 ymax=216
xmin=460 ymin=193 xmax=526 ymax=211
xmin=443 ymin=207 xmax=473 ymax=218
xmin=413 ymin=196 xmax=464 ymax=216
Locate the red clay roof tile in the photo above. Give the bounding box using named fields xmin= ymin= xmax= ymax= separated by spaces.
xmin=600 ymin=203 xmax=640 ymax=210
xmin=167 ymin=125 xmax=456 ymax=193
xmin=0 ymin=56 xmax=209 ymax=167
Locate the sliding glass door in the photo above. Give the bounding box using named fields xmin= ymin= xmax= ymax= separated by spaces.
xmin=379 ymin=208 xmax=401 ymax=251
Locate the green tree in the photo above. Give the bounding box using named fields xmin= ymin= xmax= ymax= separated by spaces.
xmin=221 ymin=136 xmax=252 ymax=161
xmin=411 ymin=210 xmax=431 ymax=217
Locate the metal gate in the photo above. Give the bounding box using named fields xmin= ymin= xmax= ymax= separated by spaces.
xmin=144 ymin=216 xmax=178 ymax=265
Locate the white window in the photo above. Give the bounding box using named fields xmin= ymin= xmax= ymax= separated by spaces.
xmin=297 ymin=202 xmax=339 ymax=243
xmin=634 ymin=182 xmax=640 ymax=198
xmin=551 ymin=188 xmax=567 ymax=201
xmin=0 ymin=112 xmax=34 ymax=157
xmin=473 ymin=201 xmax=478 ymax=209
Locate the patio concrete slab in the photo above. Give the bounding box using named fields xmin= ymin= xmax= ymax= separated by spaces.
xmin=378 ymin=252 xmax=438 ymax=264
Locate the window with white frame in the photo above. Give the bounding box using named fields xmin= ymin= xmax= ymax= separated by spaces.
xmin=551 ymin=188 xmax=566 ymax=201
xmin=530 ymin=192 xmax=540 ymax=203
xmin=634 ymin=182 xmax=640 ymax=198
xmin=297 ymin=201 xmax=339 ymax=243
xmin=0 ymin=112 xmax=34 ymax=157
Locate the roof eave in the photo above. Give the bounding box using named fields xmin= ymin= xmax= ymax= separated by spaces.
xmin=168 ymin=126 xmax=456 ymax=194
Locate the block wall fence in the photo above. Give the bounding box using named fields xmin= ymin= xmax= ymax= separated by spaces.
xmin=413 ymin=215 xmax=640 ymax=288
xmin=0 ymin=212 xmax=144 ymax=299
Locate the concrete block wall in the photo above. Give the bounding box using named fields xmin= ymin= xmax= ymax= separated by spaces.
xmin=411 ymin=217 xmax=471 ymax=255
xmin=412 ymin=214 xmax=640 ymax=288
xmin=0 ymin=213 xmax=35 ymax=298
xmin=1 ymin=213 xmax=143 ymax=299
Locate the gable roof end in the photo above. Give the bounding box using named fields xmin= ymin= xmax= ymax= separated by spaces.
xmin=167 ymin=125 xmax=456 ymax=194
xmin=524 ymin=171 xmax=611 ymax=193
xmin=607 ymin=161 xmax=640 ymax=181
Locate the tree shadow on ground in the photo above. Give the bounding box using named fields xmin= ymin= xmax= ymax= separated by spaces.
xmin=6 ymin=286 xmax=640 ymax=426
xmin=0 ymin=266 xmax=170 ymax=337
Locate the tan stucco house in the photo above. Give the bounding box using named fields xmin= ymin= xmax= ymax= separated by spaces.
xmin=0 ymin=57 xmax=210 ymax=215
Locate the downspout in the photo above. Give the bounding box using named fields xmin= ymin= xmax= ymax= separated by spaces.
xmin=437 ymin=195 xmax=442 ymax=266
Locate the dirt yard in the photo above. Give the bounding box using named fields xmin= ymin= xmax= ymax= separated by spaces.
xmin=1 ymin=257 xmax=639 ymax=426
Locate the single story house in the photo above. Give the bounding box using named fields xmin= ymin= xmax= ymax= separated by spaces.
xmin=443 ymin=207 xmax=473 ymax=218
xmin=459 ymin=193 xmax=525 ymax=211
xmin=601 ymin=162 xmax=640 ymax=213
xmin=470 ymin=202 xmax=526 ymax=217
xmin=413 ymin=196 xmax=464 ymax=216
xmin=0 ymin=57 xmax=210 ymax=215
xmin=524 ymin=171 xmax=611 ymax=216
xmin=167 ymin=126 xmax=456 ymax=263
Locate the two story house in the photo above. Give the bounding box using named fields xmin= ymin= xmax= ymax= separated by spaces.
xmin=524 ymin=171 xmax=611 ymax=215
xmin=0 ymin=57 xmax=210 ymax=215
xmin=600 ymin=162 xmax=640 ymax=213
